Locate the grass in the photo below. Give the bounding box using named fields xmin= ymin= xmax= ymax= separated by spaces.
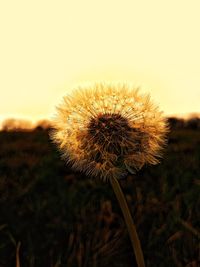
xmin=0 ymin=127 xmax=199 ymax=266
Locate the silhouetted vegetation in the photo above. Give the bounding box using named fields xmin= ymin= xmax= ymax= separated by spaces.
xmin=0 ymin=118 xmax=199 ymax=266
xmin=167 ymin=116 xmax=200 ymax=130
xmin=1 ymin=119 xmax=51 ymax=132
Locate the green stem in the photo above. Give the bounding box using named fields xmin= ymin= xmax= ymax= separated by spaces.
xmin=110 ymin=176 xmax=145 ymax=267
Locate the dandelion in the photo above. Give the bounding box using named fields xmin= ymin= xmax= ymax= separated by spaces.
xmin=51 ymin=83 xmax=167 ymax=181
xmin=50 ymin=82 xmax=168 ymax=267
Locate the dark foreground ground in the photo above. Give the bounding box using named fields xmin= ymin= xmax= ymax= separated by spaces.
xmin=0 ymin=126 xmax=199 ymax=267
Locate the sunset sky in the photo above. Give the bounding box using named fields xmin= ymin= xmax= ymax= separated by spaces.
xmin=0 ymin=0 xmax=200 ymax=125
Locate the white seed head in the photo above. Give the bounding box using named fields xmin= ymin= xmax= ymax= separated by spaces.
xmin=50 ymin=83 xmax=168 ymax=181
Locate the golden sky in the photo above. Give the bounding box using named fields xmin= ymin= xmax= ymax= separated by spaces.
xmin=0 ymin=0 xmax=200 ymax=124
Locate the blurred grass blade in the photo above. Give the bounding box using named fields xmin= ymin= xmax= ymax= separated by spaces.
xmin=178 ymin=218 xmax=200 ymax=239
xmin=0 ymin=224 xmax=7 ymax=231
xmin=16 ymin=241 xmax=21 ymax=267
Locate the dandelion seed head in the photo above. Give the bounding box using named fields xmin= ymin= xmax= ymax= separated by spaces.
xmin=50 ymin=83 xmax=168 ymax=181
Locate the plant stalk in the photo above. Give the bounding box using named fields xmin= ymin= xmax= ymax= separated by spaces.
xmin=110 ymin=176 xmax=145 ymax=267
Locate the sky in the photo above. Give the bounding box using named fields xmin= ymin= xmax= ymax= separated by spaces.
xmin=0 ymin=0 xmax=200 ymax=125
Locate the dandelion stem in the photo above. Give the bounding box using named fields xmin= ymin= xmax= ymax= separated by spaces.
xmin=110 ymin=176 xmax=145 ymax=267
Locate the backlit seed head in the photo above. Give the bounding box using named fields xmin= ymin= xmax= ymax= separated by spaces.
xmin=50 ymin=83 xmax=168 ymax=181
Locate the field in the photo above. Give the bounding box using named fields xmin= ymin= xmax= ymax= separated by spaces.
xmin=0 ymin=124 xmax=199 ymax=267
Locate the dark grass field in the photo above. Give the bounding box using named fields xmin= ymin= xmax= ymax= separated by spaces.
xmin=0 ymin=122 xmax=200 ymax=267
